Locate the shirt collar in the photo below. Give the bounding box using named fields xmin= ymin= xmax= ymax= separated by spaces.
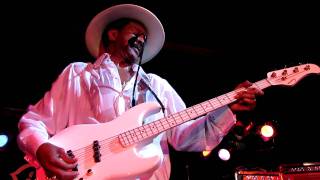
xmin=94 ymin=53 xmax=151 ymax=86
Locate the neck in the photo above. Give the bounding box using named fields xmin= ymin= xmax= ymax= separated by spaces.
xmin=117 ymin=63 xmax=135 ymax=85
xmin=107 ymin=46 xmax=136 ymax=67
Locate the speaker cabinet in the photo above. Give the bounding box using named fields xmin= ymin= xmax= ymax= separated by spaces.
xmin=235 ymin=162 xmax=320 ymax=180
xmin=281 ymin=172 xmax=320 ymax=180
xmin=280 ymin=162 xmax=320 ymax=180
xmin=235 ymin=170 xmax=280 ymax=180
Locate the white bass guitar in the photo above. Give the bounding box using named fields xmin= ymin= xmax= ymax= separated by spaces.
xmin=34 ymin=64 xmax=320 ymax=179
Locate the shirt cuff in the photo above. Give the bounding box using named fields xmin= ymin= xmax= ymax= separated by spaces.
xmin=28 ymin=134 xmax=48 ymax=158
xmin=208 ymin=106 xmax=237 ymax=135
xmin=18 ymin=128 xmax=49 ymax=159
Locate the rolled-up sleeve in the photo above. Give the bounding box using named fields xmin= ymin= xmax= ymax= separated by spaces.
xmin=163 ymin=80 xmax=237 ymax=152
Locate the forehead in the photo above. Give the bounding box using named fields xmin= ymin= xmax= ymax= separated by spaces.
xmin=123 ymin=21 xmax=147 ymax=33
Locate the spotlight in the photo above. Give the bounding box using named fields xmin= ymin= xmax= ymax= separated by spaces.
xmin=218 ymin=148 xmax=231 ymax=161
xmin=202 ymin=150 xmax=211 ymax=157
xmin=261 ymin=125 xmax=274 ymax=138
xmin=258 ymin=121 xmax=277 ymax=141
xmin=0 ymin=134 xmax=9 ymax=148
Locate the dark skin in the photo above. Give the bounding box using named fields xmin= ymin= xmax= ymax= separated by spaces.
xmin=36 ymin=143 xmax=78 ymax=179
xmin=36 ymin=21 xmax=263 ymax=179
xmin=230 ymin=80 xmax=264 ymax=112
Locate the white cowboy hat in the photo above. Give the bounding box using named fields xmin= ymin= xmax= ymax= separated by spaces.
xmin=85 ymin=4 xmax=165 ymax=64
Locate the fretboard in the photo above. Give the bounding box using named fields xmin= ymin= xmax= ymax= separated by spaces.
xmin=119 ymin=79 xmax=271 ymax=147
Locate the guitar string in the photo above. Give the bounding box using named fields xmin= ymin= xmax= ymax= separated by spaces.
xmin=68 ymin=80 xmax=270 ymax=161
xmin=69 ymin=97 xmax=226 ymax=159
xmin=69 ymin=88 xmax=262 ymax=160
xmin=48 ymin=67 xmax=311 ymax=173
xmin=70 ymin=99 xmax=231 ymax=160
xmin=71 ymin=87 xmax=268 ymax=162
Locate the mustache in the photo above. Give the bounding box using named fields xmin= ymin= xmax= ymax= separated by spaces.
xmin=130 ymin=41 xmax=144 ymax=50
xmin=128 ymin=35 xmax=145 ymax=55
xmin=129 ymin=42 xmax=144 ymax=57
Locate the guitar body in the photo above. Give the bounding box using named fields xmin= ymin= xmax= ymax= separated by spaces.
xmin=36 ymin=102 xmax=163 ymax=180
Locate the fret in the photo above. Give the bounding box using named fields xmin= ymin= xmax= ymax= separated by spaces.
xmin=217 ymin=95 xmax=230 ymax=105
xmin=167 ymin=114 xmax=177 ymax=127
xmin=166 ymin=114 xmax=175 ymax=124
xmin=154 ymin=121 xmax=164 ymax=131
xmin=172 ymin=113 xmax=183 ymax=124
xmin=138 ymin=126 xmax=148 ymax=138
xmin=161 ymin=118 xmax=171 ymax=129
xmin=119 ymin=133 xmax=129 ymax=146
xmin=121 ymin=139 xmax=129 ymax=146
xmin=224 ymin=92 xmax=232 ymax=102
xmin=191 ymin=106 xmax=200 ymax=116
xmin=200 ymin=101 xmax=213 ymax=113
xmin=207 ymin=98 xmax=216 ymax=110
xmin=186 ymin=107 xmax=198 ymax=119
xmin=195 ymin=104 xmax=207 ymax=114
xmin=159 ymin=119 xmax=166 ymax=130
xmin=252 ymin=82 xmax=261 ymax=89
xmin=125 ymin=131 xmax=134 ymax=144
xmin=209 ymin=98 xmax=221 ymax=109
xmin=129 ymin=129 xmax=139 ymax=143
xmin=133 ymin=128 xmax=143 ymax=140
xmin=255 ymin=79 xmax=270 ymax=89
xmin=143 ymin=124 xmax=153 ymax=136
xmin=179 ymin=110 xmax=190 ymax=122
xmin=149 ymin=122 xmax=159 ymax=134
xmin=227 ymin=91 xmax=237 ymax=102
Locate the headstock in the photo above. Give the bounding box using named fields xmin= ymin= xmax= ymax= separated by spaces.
xmin=267 ymin=64 xmax=320 ymax=86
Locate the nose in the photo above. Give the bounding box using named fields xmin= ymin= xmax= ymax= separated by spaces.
xmin=136 ymin=34 xmax=147 ymax=45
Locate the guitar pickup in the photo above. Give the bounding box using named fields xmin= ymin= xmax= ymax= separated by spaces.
xmin=93 ymin=140 xmax=101 ymax=162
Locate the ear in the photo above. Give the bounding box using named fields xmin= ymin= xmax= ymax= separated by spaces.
xmin=107 ymin=29 xmax=119 ymax=42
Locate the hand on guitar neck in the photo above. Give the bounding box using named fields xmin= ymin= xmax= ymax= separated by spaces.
xmin=229 ymin=80 xmax=265 ymax=113
xmin=36 ymin=143 xmax=79 ymax=180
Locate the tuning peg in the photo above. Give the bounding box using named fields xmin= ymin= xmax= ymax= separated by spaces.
xmin=282 ymin=70 xmax=288 ymax=76
xmin=304 ymin=64 xmax=310 ymax=70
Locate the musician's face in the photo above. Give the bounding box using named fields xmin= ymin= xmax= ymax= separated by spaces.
xmin=108 ymin=22 xmax=147 ymax=65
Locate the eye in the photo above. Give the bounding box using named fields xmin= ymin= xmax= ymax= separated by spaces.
xmin=132 ymin=33 xmax=147 ymax=42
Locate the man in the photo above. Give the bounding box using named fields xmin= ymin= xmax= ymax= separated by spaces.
xmin=17 ymin=4 xmax=263 ymax=180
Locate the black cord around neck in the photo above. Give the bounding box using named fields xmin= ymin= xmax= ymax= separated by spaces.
xmin=145 ymin=84 xmax=165 ymax=114
xmin=131 ymin=49 xmax=165 ymax=114
xmin=131 ymin=54 xmax=143 ymax=108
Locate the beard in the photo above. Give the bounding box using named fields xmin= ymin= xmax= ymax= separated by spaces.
xmin=122 ymin=45 xmax=140 ymax=65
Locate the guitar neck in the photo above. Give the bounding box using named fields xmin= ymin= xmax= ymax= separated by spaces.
xmin=119 ymin=79 xmax=272 ymax=146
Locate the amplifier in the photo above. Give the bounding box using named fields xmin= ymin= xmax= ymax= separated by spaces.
xmin=281 ymin=172 xmax=320 ymax=180
xmin=235 ymin=170 xmax=280 ymax=180
xmin=280 ymin=162 xmax=320 ymax=180
xmin=235 ymin=162 xmax=320 ymax=180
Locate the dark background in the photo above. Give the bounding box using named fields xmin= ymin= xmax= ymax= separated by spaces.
xmin=1 ymin=1 xmax=320 ymax=179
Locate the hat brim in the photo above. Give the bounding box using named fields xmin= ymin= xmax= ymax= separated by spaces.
xmin=85 ymin=4 xmax=165 ymax=64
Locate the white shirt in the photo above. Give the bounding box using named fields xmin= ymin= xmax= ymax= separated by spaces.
xmin=17 ymin=53 xmax=237 ymax=180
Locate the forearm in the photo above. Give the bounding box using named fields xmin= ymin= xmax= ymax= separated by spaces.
xmin=168 ymin=106 xmax=236 ymax=151
xmin=17 ymin=116 xmax=49 ymax=161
